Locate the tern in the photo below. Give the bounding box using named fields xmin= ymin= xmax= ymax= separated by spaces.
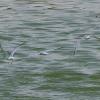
xmin=8 ymin=42 xmax=26 ymax=60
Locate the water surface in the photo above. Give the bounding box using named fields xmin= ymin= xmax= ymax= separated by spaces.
xmin=0 ymin=0 xmax=100 ymax=100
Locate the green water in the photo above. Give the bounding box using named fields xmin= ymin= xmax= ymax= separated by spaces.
xmin=0 ymin=0 xmax=100 ymax=100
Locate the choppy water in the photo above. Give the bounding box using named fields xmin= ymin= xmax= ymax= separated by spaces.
xmin=0 ymin=0 xmax=100 ymax=100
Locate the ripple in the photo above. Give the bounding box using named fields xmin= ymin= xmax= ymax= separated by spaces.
xmin=0 ymin=0 xmax=100 ymax=99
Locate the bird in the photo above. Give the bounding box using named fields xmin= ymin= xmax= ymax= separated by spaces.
xmin=39 ymin=50 xmax=49 ymax=55
xmin=8 ymin=42 xmax=26 ymax=60
xmin=73 ymin=34 xmax=91 ymax=55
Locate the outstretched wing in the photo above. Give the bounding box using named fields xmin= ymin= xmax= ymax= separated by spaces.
xmin=9 ymin=42 xmax=26 ymax=58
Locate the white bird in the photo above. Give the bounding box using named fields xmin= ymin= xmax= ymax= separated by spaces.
xmin=39 ymin=49 xmax=56 ymax=55
xmin=73 ymin=34 xmax=91 ymax=55
xmin=39 ymin=51 xmax=49 ymax=55
xmin=84 ymin=35 xmax=91 ymax=39
xmin=8 ymin=42 xmax=26 ymax=60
